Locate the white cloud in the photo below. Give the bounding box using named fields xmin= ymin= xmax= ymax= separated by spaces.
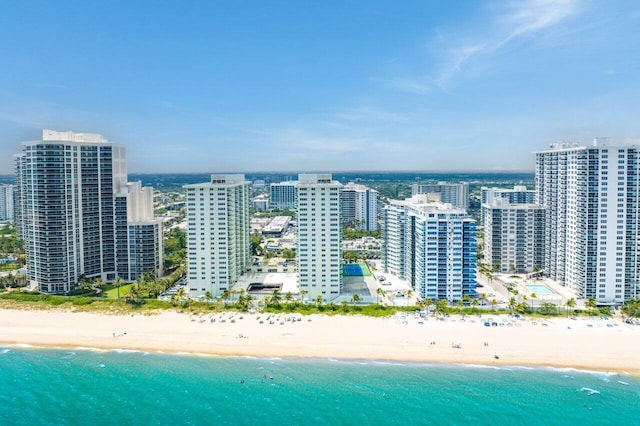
xmin=495 ymin=0 xmax=580 ymax=48
xmin=392 ymin=0 xmax=581 ymax=90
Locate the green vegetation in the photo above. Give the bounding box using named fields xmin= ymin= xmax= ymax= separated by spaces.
xmin=342 ymin=227 xmax=381 ymax=239
xmin=0 ymin=223 xmax=25 ymax=271
xmin=621 ymin=298 xmax=640 ymax=318
xmin=164 ymin=228 xmax=186 ymax=270
xmin=254 ymin=209 xmax=296 ymax=219
xmin=0 ymin=223 xmax=24 ymax=254
xmin=0 ymin=291 xmax=173 ymax=312
xmin=367 ymin=182 xmax=412 ymax=200
xmin=0 ymin=290 xmax=620 ymax=319
xmin=104 ymin=283 xmax=135 ymax=299
xmin=281 ymin=248 xmax=295 ymax=260
xmin=251 ymin=231 xmax=263 ymax=255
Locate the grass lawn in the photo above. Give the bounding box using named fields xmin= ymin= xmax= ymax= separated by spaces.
xmin=103 ymin=283 xmax=135 ymax=299
xmin=360 ymin=262 xmax=372 ymax=277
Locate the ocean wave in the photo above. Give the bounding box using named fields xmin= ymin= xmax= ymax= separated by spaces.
xmin=542 ymin=366 xmax=618 ymax=377
xmin=111 ymin=348 xmax=144 ymax=354
xmin=372 ymin=360 xmax=406 ymax=367
xmin=580 ymin=387 xmax=601 ymax=396
xmin=73 ymin=346 xmax=108 ymax=353
xmin=0 ymin=348 xmax=10 ymax=354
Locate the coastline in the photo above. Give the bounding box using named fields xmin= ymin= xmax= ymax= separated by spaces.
xmin=1 ymin=308 xmax=639 ymax=377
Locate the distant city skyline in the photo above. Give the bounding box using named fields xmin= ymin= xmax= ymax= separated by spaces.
xmin=2 ymin=0 xmax=640 ymax=174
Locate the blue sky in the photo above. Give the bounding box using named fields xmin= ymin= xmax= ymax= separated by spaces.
xmin=1 ymin=0 xmax=640 ymax=173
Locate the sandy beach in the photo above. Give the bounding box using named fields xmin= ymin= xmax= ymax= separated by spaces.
xmin=1 ymin=308 xmax=639 ymax=376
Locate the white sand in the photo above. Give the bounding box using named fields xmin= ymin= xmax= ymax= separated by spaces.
xmin=1 ymin=309 xmax=639 ymax=376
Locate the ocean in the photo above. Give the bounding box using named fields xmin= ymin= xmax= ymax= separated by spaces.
xmin=1 ymin=348 xmax=638 ymax=425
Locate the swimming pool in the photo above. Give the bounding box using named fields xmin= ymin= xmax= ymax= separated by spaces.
xmin=526 ymin=284 xmax=555 ymax=295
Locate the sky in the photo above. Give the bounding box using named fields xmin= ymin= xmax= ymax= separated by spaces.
xmin=1 ymin=0 xmax=640 ymax=174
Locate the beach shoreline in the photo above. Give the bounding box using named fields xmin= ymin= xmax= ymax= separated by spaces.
xmin=1 ymin=308 xmax=639 ymax=377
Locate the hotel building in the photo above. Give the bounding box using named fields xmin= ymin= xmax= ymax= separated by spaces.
xmin=16 ymin=129 xmax=162 ymax=293
xmin=185 ymin=174 xmax=251 ymax=298
xmin=382 ymin=196 xmax=477 ymax=302
xmin=341 ymin=182 xmax=379 ymax=231
xmin=536 ymin=139 xmax=640 ymax=303
xmin=296 ymin=174 xmax=342 ymax=301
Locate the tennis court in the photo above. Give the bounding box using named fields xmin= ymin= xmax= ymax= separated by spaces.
xmin=343 ymin=263 xmax=372 ymax=277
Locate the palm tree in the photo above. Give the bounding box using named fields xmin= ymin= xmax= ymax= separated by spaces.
xmin=376 ymin=287 xmax=387 ymax=305
xmin=299 ymin=289 xmax=308 ymax=303
xmin=462 ymin=294 xmax=470 ymax=305
xmin=315 ymin=295 xmax=323 ymax=308
xmin=490 ymin=299 xmax=498 ymax=311
xmin=284 ymin=292 xmax=293 ymax=303
xmin=231 ymin=289 xmax=238 ymax=303
xmin=522 ymin=294 xmax=528 ymax=310
xmin=204 ymin=291 xmax=213 ymax=303
xmin=406 ymin=289 xmax=413 ymax=305
xmin=530 ymin=293 xmax=537 ymax=310
xmin=221 ymin=289 xmax=230 ymax=305
xmin=125 ymin=285 xmax=142 ymax=304
xmin=435 ymin=299 xmax=448 ymax=317
xmin=565 ymin=297 xmax=576 ymax=317
xmin=270 ymin=289 xmax=282 ymax=306
xmin=425 ymin=298 xmax=433 ymax=315
xmin=351 ymin=293 xmax=360 ymax=306
xmin=472 ymin=299 xmax=479 ymax=309
xmin=508 ymin=297 xmax=516 ymax=314
xmin=585 ymin=297 xmax=597 ymax=313
xmin=480 ymin=293 xmax=488 ymax=308
xmin=176 ymin=286 xmax=187 ymax=303
xmin=92 ymin=277 xmax=104 ymax=291
xmin=456 ymin=299 xmax=464 ymax=310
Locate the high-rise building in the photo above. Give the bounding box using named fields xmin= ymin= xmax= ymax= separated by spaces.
xmin=269 ymin=181 xmax=297 ymax=210
xmin=115 ymin=181 xmax=164 ymax=281
xmin=411 ymin=182 xmax=469 ymax=210
xmin=16 ymin=129 xmax=163 ymax=293
xmin=296 ymin=174 xmax=342 ymax=301
xmin=0 ymin=184 xmax=14 ymax=222
xmin=185 ymin=174 xmax=251 ymax=298
xmin=536 ymin=139 xmax=640 ymax=303
xmin=480 ymin=185 xmax=536 ymax=224
xmin=382 ymin=195 xmax=476 ymax=302
xmin=341 ymin=182 xmax=379 ymax=231
xmin=482 ymin=199 xmax=545 ymax=273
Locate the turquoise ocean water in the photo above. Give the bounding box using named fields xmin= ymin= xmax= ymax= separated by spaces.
xmin=1 ymin=347 xmax=639 ymax=425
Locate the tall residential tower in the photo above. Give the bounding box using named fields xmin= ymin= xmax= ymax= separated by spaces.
xmin=296 ymin=174 xmax=342 ymax=301
xmin=185 ymin=174 xmax=251 ymax=298
xmin=382 ymin=196 xmax=477 ymax=302
xmin=341 ymin=182 xmax=379 ymax=231
xmin=411 ymin=182 xmax=469 ymax=210
xmin=16 ymin=129 xmax=162 ymax=293
xmin=0 ymin=184 xmax=14 ymax=223
xmin=536 ymin=140 xmax=640 ymax=303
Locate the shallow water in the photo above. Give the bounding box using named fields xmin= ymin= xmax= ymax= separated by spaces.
xmin=1 ymin=347 xmax=638 ymax=425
